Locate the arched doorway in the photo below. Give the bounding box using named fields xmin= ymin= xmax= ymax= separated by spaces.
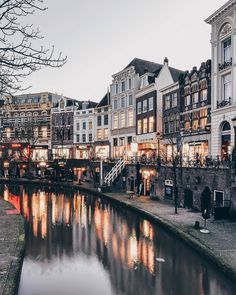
xmin=221 ymin=121 xmax=231 ymax=160
xmin=184 ymin=189 xmax=193 ymax=209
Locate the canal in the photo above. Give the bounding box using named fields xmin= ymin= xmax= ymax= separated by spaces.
xmin=0 ymin=183 xmax=236 ymax=295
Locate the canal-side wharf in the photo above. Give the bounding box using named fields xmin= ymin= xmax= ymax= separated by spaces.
xmin=0 ymin=177 xmax=236 ymax=292
xmin=0 ymin=199 xmax=24 ymax=295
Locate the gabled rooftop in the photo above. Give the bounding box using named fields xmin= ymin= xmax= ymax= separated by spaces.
xmin=123 ymin=57 xmax=163 ymax=76
xmin=97 ymin=92 xmax=110 ymax=108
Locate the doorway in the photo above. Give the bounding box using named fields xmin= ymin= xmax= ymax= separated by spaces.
xmin=184 ymin=189 xmax=193 ymax=209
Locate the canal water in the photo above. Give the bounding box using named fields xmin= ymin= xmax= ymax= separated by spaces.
xmin=0 ymin=184 xmax=236 ymax=295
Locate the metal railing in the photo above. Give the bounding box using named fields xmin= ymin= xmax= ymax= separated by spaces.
xmin=104 ymin=158 xmax=125 ymax=186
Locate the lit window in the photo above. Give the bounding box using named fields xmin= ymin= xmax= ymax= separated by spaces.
xmin=184 ymin=121 xmax=190 ymax=130
xmin=137 ymin=102 xmax=142 ymax=114
xmin=104 ymin=128 xmax=108 ymax=139
xmin=192 ymin=119 xmax=198 ymax=130
xmin=149 ymin=116 xmax=154 ymax=132
xmin=89 ymin=121 xmax=93 ymax=129
xmin=138 ymin=120 xmax=142 ymax=134
xmin=200 ymin=118 xmax=207 ymax=129
xmin=121 ymin=112 xmax=125 ymax=128
xmin=143 ymin=100 xmax=147 ymax=112
xmin=6 ymin=128 xmax=11 ymax=138
xmin=41 ymin=127 xmax=47 ymax=138
xmin=149 ymin=97 xmax=153 ymax=111
xmin=143 ymin=118 xmax=148 ymax=133
xmin=97 ymin=129 xmax=102 ymax=140
xmin=113 ymin=113 xmax=118 ymax=129
xmin=128 ymin=110 xmax=133 ymax=127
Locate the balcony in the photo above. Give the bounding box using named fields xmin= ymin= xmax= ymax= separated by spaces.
xmin=217 ymin=97 xmax=231 ymax=109
xmin=218 ymin=58 xmax=232 ymax=71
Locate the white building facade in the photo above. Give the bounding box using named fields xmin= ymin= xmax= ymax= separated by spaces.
xmin=74 ymin=101 xmax=97 ymax=159
xmin=206 ymin=0 xmax=236 ymax=159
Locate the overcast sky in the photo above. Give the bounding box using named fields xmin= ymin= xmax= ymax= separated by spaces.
xmin=20 ymin=0 xmax=226 ymax=102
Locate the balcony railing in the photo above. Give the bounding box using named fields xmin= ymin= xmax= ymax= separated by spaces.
xmin=217 ymin=97 xmax=231 ymax=108
xmin=219 ymin=58 xmax=232 ymax=71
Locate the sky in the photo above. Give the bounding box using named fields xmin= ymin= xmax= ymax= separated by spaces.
xmin=20 ymin=0 xmax=227 ymax=102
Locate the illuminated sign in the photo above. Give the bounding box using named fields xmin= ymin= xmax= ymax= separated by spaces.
xmin=11 ymin=144 xmax=22 ymax=148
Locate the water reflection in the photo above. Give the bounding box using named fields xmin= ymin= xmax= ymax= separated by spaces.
xmin=0 ymin=184 xmax=235 ymax=295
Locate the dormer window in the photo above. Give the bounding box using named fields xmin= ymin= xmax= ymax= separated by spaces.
xmin=60 ymin=99 xmax=64 ymax=109
xmin=140 ymin=75 xmax=148 ymax=89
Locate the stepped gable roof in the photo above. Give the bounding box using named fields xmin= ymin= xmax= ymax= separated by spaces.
xmin=97 ymin=92 xmax=110 ymax=108
xmin=123 ymin=58 xmax=163 ymax=76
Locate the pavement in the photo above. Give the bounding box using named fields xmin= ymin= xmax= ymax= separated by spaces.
xmin=0 ymin=199 xmax=25 ymax=295
xmin=0 ymin=177 xmax=236 ymax=285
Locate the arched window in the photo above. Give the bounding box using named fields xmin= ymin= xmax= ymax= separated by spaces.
xmin=60 ymin=99 xmax=65 ymax=109
xmin=222 ymin=121 xmax=231 ymax=131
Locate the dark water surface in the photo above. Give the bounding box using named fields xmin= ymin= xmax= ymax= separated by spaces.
xmin=0 ymin=184 xmax=236 ymax=295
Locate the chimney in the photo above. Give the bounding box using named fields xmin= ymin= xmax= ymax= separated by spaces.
xmin=193 ymin=66 xmax=197 ymax=71
xmin=164 ymin=57 xmax=169 ymax=65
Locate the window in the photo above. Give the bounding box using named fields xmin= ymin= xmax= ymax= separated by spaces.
xmin=82 ymin=134 xmax=86 ymax=142
xmin=222 ymin=74 xmax=231 ymax=100
xmin=164 ymin=122 xmax=169 ymax=134
xmin=200 ymin=89 xmax=207 ymax=101
xmin=200 ymin=117 xmax=207 ymax=129
xmin=165 ymin=95 xmax=170 ymax=109
xmin=172 ymin=93 xmax=177 ymax=107
xmin=129 ymin=94 xmax=133 ymax=106
xmin=143 ymin=118 xmax=148 ymax=133
xmin=113 ymin=113 xmax=118 ymax=129
xmin=104 ymin=128 xmax=108 ymax=139
xmin=192 ymin=92 xmax=199 ymax=104
xmin=97 ymin=116 xmax=102 ymax=126
xmin=143 ymin=100 xmax=147 ymax=112
xmin=121 ymin=81 xmax=125 ymax=92
xmin=214 ymin=190 xmax=224 ymax=207
xmin=67 ymin=129 xmax=71 ymax=140
xmin=121 ymin=112 xmax=125 ymax=128
xmin=41 ymin=127 xmax=47 ymax=138
xmin=149 ymin=116 xmax=154 ymax=132
xmin=76 ymin=123 xmax=80 ymax=130
xmin=149 ymin=97 xmax=153 ymax=111
xmin=185 ymin=95 xmax=191 ymax=106
xmin=138 ymin=120 xmax=142 ymax=134
xmin=129 ymin=78 xmax=132 ymax=89
xmin=184 ymin=121 xmax=190 ymax=130
xmin=89 ymin=121 xmax=93 ymax=129
xmin=104 ymin=114 xmax=108 ymax=125
xmin=223 ymin=38 xmax=231 ymax=63
xmin=121 ymin=97 xmax=125 ymax=108
xmin=97 ymin=109 xmax=101 ymax=113
xmin=89 ymin=133 xmax=92 ymax=142
xmin=128 ymin=110 xmax=133 ymax=127
xmin=97 ymin=129 xmax=102 ymax=140
xmin=115 ymin=84 xmax=119 ymax=94
xmin=120 ymin=137 xmax=125 ymax=146
xmin=137 ymin=102 xmax=142 ymax=114
xmin=6 ymin=128 xmax=11 ymax=138
xmin=83 ymin=122 xmax=86 ymax=129
xmin=76 ymin=134 xmax=80 ymax=142
xmin=114 ymin=100 xmax=118 ymax=110
xmin=141 ymin=76 xmax=148 ymax=88
xmin=192 ymin=119 xmax=198 ymax=130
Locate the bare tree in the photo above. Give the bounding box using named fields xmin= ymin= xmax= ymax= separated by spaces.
xmin=0 ymin=0 xmax=67 ymax=95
